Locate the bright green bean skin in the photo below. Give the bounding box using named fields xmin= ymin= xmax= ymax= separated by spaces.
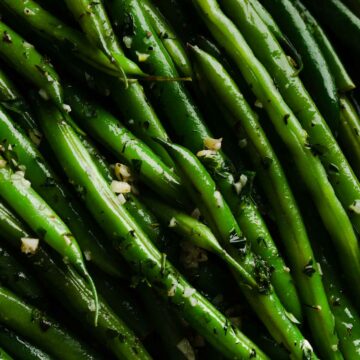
xmin=62 ymin=84 xmax=186 ymax=206
xmin=0 ymin=104 xmax=124 ymax=278
xmin=192 ymin=46 xmax=340 ymax=360
xmin=192 ymin=0 xmax=360 ymax=314
xmin=0 ymin=286 xmax=98 ymax=360
xmin=158 ymin=141 xmax=315 ymax=360
xmin=0 ymin=202 xmax=152 ymax=360
xmin=0 ymin=67 xmax=38 ymax=135
xmin=256 ymin=0 xmax=340 ymax=131
xmin=106 ymin=0 xmax=302 ymax=316
xmin=338 ymin=96 xmax=360 ymax=180
xmin=0 ymin=347 xmax=13 ymax=360
xmin=140 ymin=0 xmax=192 ymax=77
xmin=215 ymin=0 xmax=360 ymax=236
xmin=0 ymin=325 xmax=51 ymax=360
xmin=0 ymin=157 xmax=89 ymax=281
xmin=0 ymin=0 xmax=129 ymax=78
xmin=0 ymin=22 xmax=64 ymax=111
xmin=63 ymin=0 xmax=144 ymax=79
xmin=293 ymin=0 xmax=355 ymax=93
xmin=0 ymin=243 xmax=46 ymax=307
xmin=36 ymin=101 xmax=268 ymax=360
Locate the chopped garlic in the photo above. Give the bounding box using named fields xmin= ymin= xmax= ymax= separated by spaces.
xmin=84 ymin=251 xmax=92 ymax=261
xmin=0 ymin=159 xmax=7 ymax=169
xmin=114 ymin=163 xmax=132 ymax=181
xmin=62 ymin=104 xmax=71 ymax=113
xmin=38 ymin=89 xmax=49 ymax=100
xmin=11 ymin=171 xmax=31 ymax=188
xmin=349 ymin=200 xmax=360 ymax=214
xmin=24 ymin=7 xmax=35 ymax=15
xmin=117 ymin=193 xmax=127 ymax=205
xmin=196 ymin=149 xmax=216 ymax=157
xmin=184 ymin=287 xmax=196 ymax=298
xmin=176 ymin=338 xmax=195 ymax=360
xmin=123 ymin=36 xmax=133 ymax=49
xmin=29 ymin=129 xmax=42 ymax=146
xmin=189 ymin=297 xmax=198 ymax=307
xmin=111 ymin=180 xmax=131 ymax=194
xmin=214 ymin=190 xmax=223 ymax=208
xmin=254 ymin=99 xmax=263 ymax=108
xmin=233 ymin=174 xmax=248 ymax=195
xmin=168 ymin=217 xmax=177 ymax=228
xmin=136 ymin=51 xmax=150 ymax=62
xmin=191 ymin=208 xmax=201 ymax=220
xmin=204 ymin=137 xmax=222 ymax=151
xmin=300 ymin=340 xmax=313 ymax=356
xmin=285 ymin=311 xmax=301 ymax=324
xmin=21 ymin=238 xmax=39 ymax=254
xmin=168 ymin=281 xmax=178 ymax=297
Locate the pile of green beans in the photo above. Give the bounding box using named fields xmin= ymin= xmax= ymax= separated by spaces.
xmin=0 ymin=0 xmax=359 ymax=358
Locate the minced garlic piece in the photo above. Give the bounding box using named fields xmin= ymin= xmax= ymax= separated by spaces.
xmin=21 ymin=238 xmax=39 ymax=254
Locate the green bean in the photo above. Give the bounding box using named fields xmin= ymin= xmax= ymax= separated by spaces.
xmin=0 ymin=325 xmax=51 ymax=360
xmin=0 ymin=243 xmax=46 ymax=307
xmin=192 ymin=0 xmax=360 ymax=313
xmin=250 ymin=0 xmax=303 ymax=72
xmin=62 ymin=83 xmax=186 ymax=206
xmin=0 ymin=67 xmax=38 ymax=136
xmin=0 ymin=201 xmax=152 ymax=360
xmin=0 ymin=0 xmax=137 ymax=79
xmin=303 ymin=0 xmax=360 ymax=56
xmin=338 ymin=96 xmax=360 ymax=179
xmin=257 ymin=0 xmax=340 ymax=131
xmin=63 ymin=0 xmax=145 ymax=84
xmin=0 ymin=21 xmax=66 ymax=113
xmin=0 ymin=154 xmax=98 ymax=322
xmin=216 ymin=0 xmax=360 ymax=236
xmin=0 ymin=102 xmax=124 ymax=278
xmin=192 ymin=45 xmax=340 ymax=360
xmin=35 ymin=99 xmax=268 ymax=360
xmin=140 ymin=0 xmax=192 ymax=77
xmin=156 ymin=140 xmax=315 ymax=359
xmin=0 ymin=285 xmax=99 ymax=360
xmin=293 ymin=0 xmax=355 ymax=93
xmin=107 ymin=0 xmax=301 ymax=318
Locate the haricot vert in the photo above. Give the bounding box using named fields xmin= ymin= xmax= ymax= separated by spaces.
xmin=191 ymin=44 xmax=340 ymax=360
xmin=191 ymin=0 xmax=360 ymax=316
xmin=35 ymin=97 xmax=269 ymax=360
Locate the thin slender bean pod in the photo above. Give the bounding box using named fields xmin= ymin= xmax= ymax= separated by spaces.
xmin=140 ymin=0 xmax=192 ymax=77
xmin=338 ymin=96 xmax=360 ymax=179
xmin=250 ymin=0 xmax=303 ymax=71
xmin=0 ymin=285 xmax=99 ymax=360
xmin=192 ymin=45 xmax=340 ymax=359
xmin=0 ymin=22 xmax=66 ymax=112
xmin=0 ymin=0 xmax=132 ymax=78
xmin=215 ymin=0 xmax=360 ymax=235
xmin=303 ymin=0 xmax=360 ymax=55
xmin=0 ymin=103 xmax=124 ymax=278
xmin=62 ymin=84 xmax=186 ymax=206
xmin=0 ymin=325 xmax=51 ymax=360
xmin=144 ymin=195 xmax=266 ymax=285
xmin=293 ymin=0 xmax=355 ymax=92
xmin=342 ymin=0 xmax=360 ymax=16
xmin=0 ymin=154 xmax=99 ymax=322
xmin=0 ymin=67 xmax=38 ymax=135
xmin=257 ymin=0 xmax=340 ymax=131
xmin=192 ymin=0 xmax=360 ymax=311
xmin=35 ymin=99 xmax=268 ymax=360
xmin=156 ymin=140 xmax=315 ymax=360
xmin=0 ymin=243 xmax=46 ymax=307
xmin=0 ymin=201 xmax=152 ymax=360
xmin=107 ymin=0 xmax=302 ymax=316
xmin=63 ymin=0 xmax=144 ymax=83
